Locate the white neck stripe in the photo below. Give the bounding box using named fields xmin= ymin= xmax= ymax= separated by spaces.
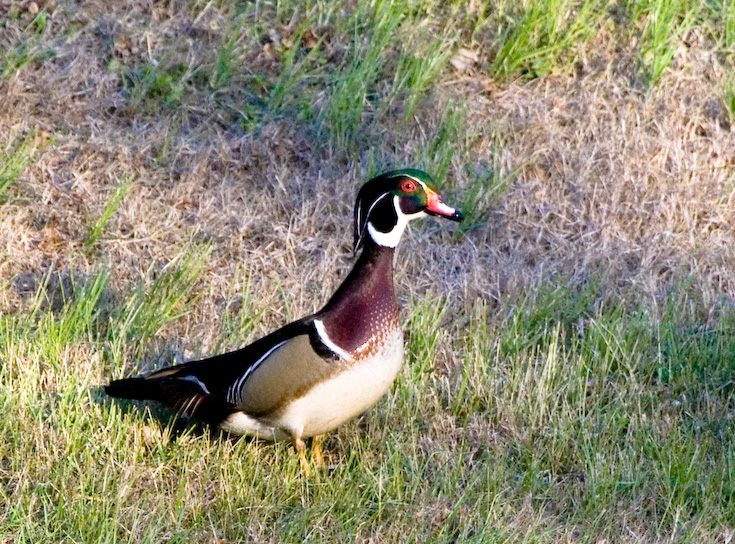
xmin=356 ymin=191 xmax=391 ymax=248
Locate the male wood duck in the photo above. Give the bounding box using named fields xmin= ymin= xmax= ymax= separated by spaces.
xmin=105 ymin=169 xmax=463 ymax=474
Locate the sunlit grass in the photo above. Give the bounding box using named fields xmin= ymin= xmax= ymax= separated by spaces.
xmin=2 ymin=266 xmax=735 ymax=541
xmin=2 ymin=0 xmax=735 ymax=541
xmin=85 ymin=177 xmax=133 ymax=254
xmin=488 ymin=0 xmax=606 ymax=80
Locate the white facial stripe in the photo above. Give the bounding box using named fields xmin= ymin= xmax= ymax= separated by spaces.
xmin=227 ymin=339 xmax=289 ymax=405
xmin=356 ymin=191 xmax=391 ymax=246
xmin=179 ymin=375 xmax=211 ymax=395
xmin=313 ymin=319 xmax=354 ymax=362
xmin=411 ymin=176 xmax=428 ymax=191
xmin=386 ymin=172 xmax=425 ymax=187
xmin=363 ymin=191 xmax=390 ymax=226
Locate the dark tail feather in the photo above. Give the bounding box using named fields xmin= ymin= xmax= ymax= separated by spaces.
xmin=105 ymin=377 xmax=166 ymax=402
xmin=105 ymin=375 xmax=231 ymax=424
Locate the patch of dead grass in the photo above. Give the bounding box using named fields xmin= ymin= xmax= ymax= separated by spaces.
xmin=1 ymin=1 xmax=734 ymax=345
xmin=454 ymin=31 xmax=735 ymax=315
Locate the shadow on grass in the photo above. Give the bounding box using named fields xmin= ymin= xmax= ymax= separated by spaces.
xmin=92 ymin=384 xmax=257 ymax=446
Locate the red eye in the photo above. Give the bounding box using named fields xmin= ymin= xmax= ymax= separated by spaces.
xmin=401 ymin=179 xmax=417 ymax=193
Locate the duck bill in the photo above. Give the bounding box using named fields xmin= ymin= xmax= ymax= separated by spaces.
xmin=426 ymin=188 xmax=464 ymax=222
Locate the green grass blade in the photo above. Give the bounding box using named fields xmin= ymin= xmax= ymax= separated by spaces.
xmin=85 ymin=177 xmax=133 ymax=253
xmin=0 ymin=128 xmax=43 ymax=201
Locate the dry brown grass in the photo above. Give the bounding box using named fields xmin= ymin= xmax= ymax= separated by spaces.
xmin=477 ymin=34 xmax=735 ymax=306
xmin=1 ymin=2 xmax=734 ymax=341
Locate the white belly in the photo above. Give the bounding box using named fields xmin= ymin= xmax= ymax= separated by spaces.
xmin=220 ymin=328 xmax=404 ymax=440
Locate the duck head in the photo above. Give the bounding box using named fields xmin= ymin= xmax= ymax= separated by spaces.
xmin=353 ymin=169 xmax=464 ymax=251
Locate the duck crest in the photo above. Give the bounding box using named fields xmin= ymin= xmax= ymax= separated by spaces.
xmin=316 ymin=238 xmax=400 ymax=359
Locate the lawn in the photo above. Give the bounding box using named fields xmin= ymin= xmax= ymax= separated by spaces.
xmin=1 ymin=0 xmax=735 ymax=542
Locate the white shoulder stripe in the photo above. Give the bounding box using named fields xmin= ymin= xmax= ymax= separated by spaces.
xmin=227 ymin=339 xmax=289 ymax=405
xmin=313 ymin=319 xmax=354 ymax=362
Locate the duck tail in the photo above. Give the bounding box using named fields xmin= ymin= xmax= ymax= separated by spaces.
xmin=104 ymin=377 xmax=165 ymax=402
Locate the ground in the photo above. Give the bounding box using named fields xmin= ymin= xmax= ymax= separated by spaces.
xmin=1 ymin=0 xmax=735 ymax=542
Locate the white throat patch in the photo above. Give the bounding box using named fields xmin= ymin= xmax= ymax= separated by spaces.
xmin=367 ymin=195 xmax=426 ymax=248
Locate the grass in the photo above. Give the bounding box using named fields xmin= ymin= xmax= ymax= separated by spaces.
xmin=633 ymin=0 xmax=697 ymax=85
xmin=488 ymin=0 xmax=606 ymax=80
xmin=85 ymin=177 xmax=133 ymax=253
xmin=0 ymin=11 xmax=56 ymax=79
xmin=0 ymin=128 xmax=43 ymax=201
xmin=2 ymin=274 xmax=735 ymax=541
xmin=725 ymin=77 xmax=735 ymax=120
xmin=1 ymin=0 xmax=735 ymax=541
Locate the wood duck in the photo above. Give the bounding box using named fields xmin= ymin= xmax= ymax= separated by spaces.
xmin=105 ymin=169 xmax=463 ymax=473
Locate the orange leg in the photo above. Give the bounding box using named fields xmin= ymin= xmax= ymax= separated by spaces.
xmin=292 ymin=437 xmax=310 ymax=477
xmin=312 ymin=435 xmax=324 ymax=468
